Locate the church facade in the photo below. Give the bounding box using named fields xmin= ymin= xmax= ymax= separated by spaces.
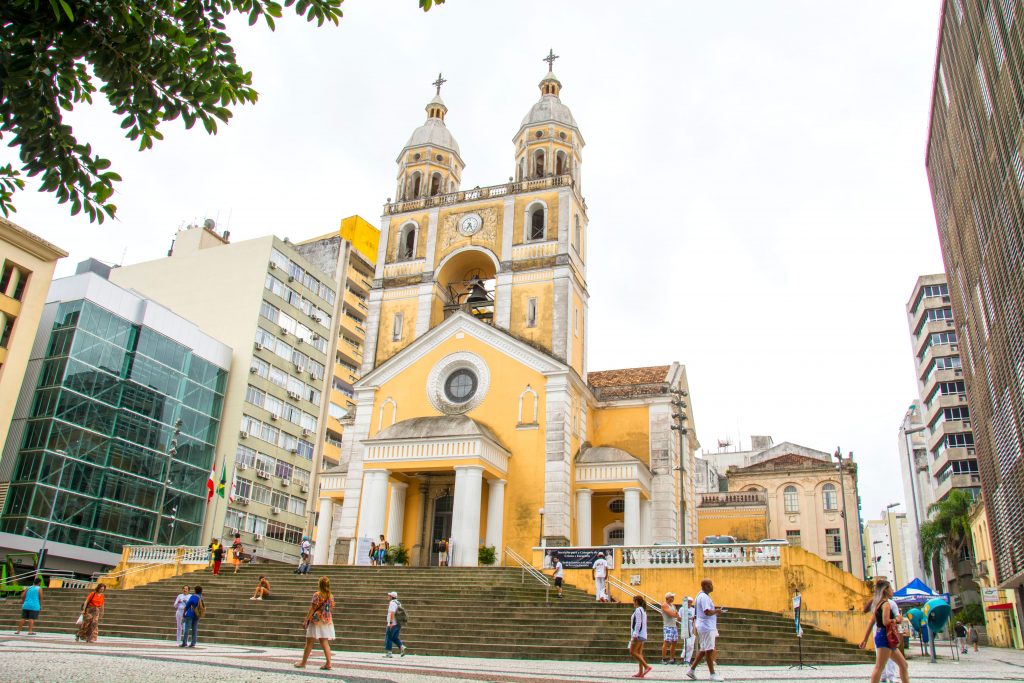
xmin=317 ymin=60 xmax=699 ymax=566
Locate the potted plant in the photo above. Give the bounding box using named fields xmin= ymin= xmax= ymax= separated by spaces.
xmin=478 ymin=545 xmax=496 ymax=566
xmin=387 ymin=544 xmax=409 ymax=566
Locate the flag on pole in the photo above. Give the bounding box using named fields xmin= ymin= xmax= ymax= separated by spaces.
xmin=206 ymin=466 xmax=216 ymax=503
xmin=217 ymin=461 xmax=227 ymax=498
xmin=228 ymin=467 xmax=237 ymax=503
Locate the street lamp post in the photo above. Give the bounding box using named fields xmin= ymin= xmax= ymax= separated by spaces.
xmin=538 ymin=507 xmax=545 ymax=548
xmin=670 ymin=389 xmax=688 ymax=543
xmin=833 ymin=447 xmax=855 ymax=574
xmin=886 ymin=502 xmax=901 ymax=587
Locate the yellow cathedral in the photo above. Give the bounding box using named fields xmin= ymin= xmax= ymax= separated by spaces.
xmin=317 ymin=57 xmax=700 ymax=566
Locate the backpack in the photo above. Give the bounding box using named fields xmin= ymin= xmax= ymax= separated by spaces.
xmin=395 ymin=601 xmax=409 ymax=627
xmin=194 ymin=597 xmax=206 ymax=619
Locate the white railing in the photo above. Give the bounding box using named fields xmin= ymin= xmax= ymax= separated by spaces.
xmin=576 ymin=461 xmax=652 ymax=493
xmin=621 ymin=545 xmax=697 ymax=569
xmin=385 ymin=174 xmax=578 ymax=215
xmin=382 ymin=259 xmax=426 ymax=278
xmin=126 ymin=545 xmax=209 ymax=565
xmin=512 ymin=240 xmax=559 ymax=260
xmin=504 ymin=546 xmax=551 ymax=602
xmin=606 ymin=574 xmax=665 ymax=615
xmin=701 ymin=542 xmax=783 ymax=567
xmin=697 ymin=491 xmax=767 ymax=508
xmin=319 ymin=473 xmax=347 ymax=494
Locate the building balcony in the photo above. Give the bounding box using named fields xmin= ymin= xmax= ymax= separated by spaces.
xmin=921 ymin=365 xmax=964 ymax=393
xmin=917 ymin=341 xmax=959 ymax=374
xmin=511 ymin=240 xmax=559 ymax=260
xmin=915 ymin=320 xmax=957 ymax=357
xmin=910 ymin=297 xmax=952 ymax=337
xmin=575 ymin=460 xmax=652 ymax=497
xmin=344 ymin=288 xmax=367 ymax=312
xmin=382 ymin=258 xmax=426 ymax=279
xmin=927 ymin=419 xmax=973 ymax=452
xmin=929 ymin=446 xmax=975 ymax=478
xmin=925 ymin=392 xmax=969 ymax=425
xmin=0 ymin=292 xmax=21 ymax=318
xmin=338 ymin=315 xmax=363 ymax=341
xmin=383 ymin=173 xmax=581 ymax=216
xmin=934 ymin=471 xmax=981 ymax=501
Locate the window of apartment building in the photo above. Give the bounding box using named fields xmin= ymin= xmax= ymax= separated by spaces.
xmin=280 ymin=431 xmax=298 ymax=452
xmin=783 ymin=485 xmax=800 ymax=513
xmin=929 ymin=331 xmax=958 ymax=347
xmin=250 ymin=356 xmax=270 ymax=379
xmin=252 ymin=482 xmax=273 ymax=505
xmin=256 ymin=452 xmax=275 ymax=475
xmin=926 ymin=307 xmax=954 ymax=322
xmin=236 ymin=445 xmax=256 ymax=468
xmin=0 ymin=262 xmax=28 ymax=301
xmin=275 ymin=460 xmax=294 ymax=480
xmin=307 ymin=386 xmax=321 ymax=406
xmin=300 ymin=412 xmax=317 ymax=433
xmin=245 ymin=385 xmax=266 ymax=408
xmin=785 ymin=530 xmax=801 ymax=547
xmin=822 ymin=483 xmax=838 ymax=512
xmin=826 ymin=528 xmax=842 ymax=555
xmin=951 ymin=459 xmax=980 ymax=474
xmin=296 ymin=439 xmax=314 ymax=460
xmin=292 ymin=468 xmax=310 ymax=487
xmin=830 ymin=560 xmax=844 ymax=570
xmin=392 ymin=313 xmax=403 ymax=342
xmin=265 ymin=395 xmax=284 ymax=418
xmin=987 ymin=3 xmax=1006 ymax=68
xmin=0 ymin=317 xmax=13 ymax=349
xmin=260 ymin=301 xmax=279 ymax=324
xmin=526 ymin=298 xmax=538 ymax=328
xmin=976 ymin=58 xmax=994 ymax=119
xmin=937 ymin=380 xmax=966 ymax=397
xmin=942 ymin=406 xmax=970 ymax=422
xmin=235 ymin=478 xmax=252 ymax=500
xmin=269 ymin=366 xmax=287 ymax=389
xmin=259 ymin=421 xmax=279 ymax=445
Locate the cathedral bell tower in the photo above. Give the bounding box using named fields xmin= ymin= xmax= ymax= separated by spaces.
xmin=395 ymin=73 xmax=465 ymax=204
xmin=514 ymin=50 xmax=583 ymax=190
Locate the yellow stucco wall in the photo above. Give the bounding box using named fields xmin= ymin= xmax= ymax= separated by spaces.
xmin=697 ymin=508 xmax=768 ymax=543
xmin=590 ymin=492 xmax=624 ymax=545
xmin=591 ymin=405 xmax=650 ymax=465
xmin=386 ymin=213 xmax=429 ymax=262
xmin=508 ymin=281 xmax=554 ymax=351
xmin=375 ymin=292 xmax=419 ymax=364
xmin=367 ymin=332 xmax=550 ymax=557
xmin=434 ymin=202 xmax=504 ymax=266
xmin=570 ymin=289 xmax=584 ymax=376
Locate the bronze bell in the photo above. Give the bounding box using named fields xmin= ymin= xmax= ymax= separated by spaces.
xmin=466 ymin=277 xmax=490 ymax=303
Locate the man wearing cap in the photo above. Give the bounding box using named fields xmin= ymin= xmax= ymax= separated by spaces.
xmin=681 ymin=596 xmax=696 ymax=666
xmin=660 ymin=592 xmax=680 ymax=664
xmin=592 ymin=552 xmax=609 ymax=602
xmin=384 ymin=591 xmax=407 ymax=658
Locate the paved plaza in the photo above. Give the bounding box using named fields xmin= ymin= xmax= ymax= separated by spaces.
xmin=1 ymin=633 xmax=1023 ymax=682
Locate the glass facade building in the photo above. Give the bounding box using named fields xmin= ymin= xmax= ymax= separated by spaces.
xmin=0 ymin=272 xmax=230 ymax=553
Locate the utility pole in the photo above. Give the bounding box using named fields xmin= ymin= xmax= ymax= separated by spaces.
xmin=833 ymin=447 xmax=854 ymax=574
xmin=670 ymin=388 xmax=688 ymax=543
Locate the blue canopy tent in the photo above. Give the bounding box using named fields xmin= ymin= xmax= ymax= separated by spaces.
xmin=893 ymin=578 xmax=950 ymax=605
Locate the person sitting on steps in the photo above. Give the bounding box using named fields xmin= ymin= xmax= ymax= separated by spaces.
xmin=250 ymin=575 xmax=270 ymax=600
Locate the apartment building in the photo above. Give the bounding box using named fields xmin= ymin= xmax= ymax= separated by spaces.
xmin=926 ymin=0 xmax=1024 ymax=594
xmin=110 ymin=225 xmax=339 ymax=562
xmin=0 ymin=263 xmax=230 ymax=574
xmin=0 ymin=219 xmax=67 ymax=490
xmin=863 ymin=509 xmax=914 ymax=588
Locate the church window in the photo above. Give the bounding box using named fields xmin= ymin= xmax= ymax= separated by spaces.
xmin=526 ymin=298 xmax=538 ymax=328
xmin=518 ymin=385 xmax=539 ymax=424
xmin=435 ymin=154 xmax=443 ymax=162
xmin=556 ymin=151 xmax=567 ymax=175
xmin=413 ymin=153 xmax=421 ymax=161
xmin=528 ymin=205 xmax=545 ymax=241
xmin=609 ymin=498 xmax=625 ymax=513
xmin=378 ymin=397 xmax=397 ymax=430
xmin=784 ymin=485 xmax=800 ymax=514
xmin=409 ymin=172 xmax=422 ymax=199
xmin=398 ymin=223 xmax=417 ymax=260
xmin=430 ymin=172 xmax=443 ymax=196
xmin=607 ymin=527 xmax=625 ymax=545
xmin=826 ymin=528 xmax=842 ymax=555
xmin=533 ymin=150 xmax=545 ymax=178
xmin=392 ymin=313 xmax=404 ymax=342
xmin=822 ymin=483 xmax=838 ymax=511
xmin=444 ymin=368 xmax=478 ymax=404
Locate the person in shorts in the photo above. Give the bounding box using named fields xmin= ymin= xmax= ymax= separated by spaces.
xmin=437 ymin=538 xmax=449 ymax=567
xmin=15 ymin=576 xmax=42 ymax=635
xmin=629 ymin=594 xmax=651 ymax=678
xmin=660 ymin=591 xmax=680 ymax=664
xmin=551 ymin=554 xmax=564 ymax=598
xmin=686 ymin=578 xmax=725 ymax=681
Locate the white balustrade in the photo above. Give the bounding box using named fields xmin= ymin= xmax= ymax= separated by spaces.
xmin=125 ymin=545 xmax=209 ymax=566
xmin=383 ymin=259 xmax=426 ymax=278
xmin=319 ymin=473 xmax=347 ymax=494
xmin=512 ymin=240 xmax=559 ymax=260
xmin=384 ymin=175 xmax=577 ymax=215
xmin=621 ymin=545 xmax=696 ymax=569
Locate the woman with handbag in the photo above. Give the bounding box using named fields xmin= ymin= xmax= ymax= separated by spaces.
xmin=76 ymin=583 xmax=106 ymax=643
xmin=859 ymin=580 xmax=910 ymax=683
xmin=294 ymin=576 xmax=335 ymax=670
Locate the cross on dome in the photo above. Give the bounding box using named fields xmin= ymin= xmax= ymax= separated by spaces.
xmin=543 ymin=49 xmax=559 ymax=72
xmin=432 ymin=72 xmax=447 ymax=95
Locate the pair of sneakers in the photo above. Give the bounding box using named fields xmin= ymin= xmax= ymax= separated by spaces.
xmin=685 ymin=670 xmax=723 ymax=681
xmin=384 ymin=645 xmax=408 ymax=658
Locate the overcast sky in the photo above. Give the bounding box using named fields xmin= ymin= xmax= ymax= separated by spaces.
xmin=3 ymin=2 xmax=945 ymax=526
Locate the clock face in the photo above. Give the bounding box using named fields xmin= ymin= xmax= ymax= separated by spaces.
xmin=459 ymin=214 xmax=482 ymax=236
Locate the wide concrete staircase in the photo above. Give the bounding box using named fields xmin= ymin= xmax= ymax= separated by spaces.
xmin=0 ymin=565 xmax=872 ymax=664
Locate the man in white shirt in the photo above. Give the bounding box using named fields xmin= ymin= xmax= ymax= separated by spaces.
xmin=385 ymin=591 xmax=407 ymax=658
xmin=591 ymin=552 xmax=609 ymax=602
xmin=299 ymin=537 xmax=312 ymax=567
xmin=551 ymin=554 xmax=564 ymax=599
xmin=681 ymin=595 xmax=696 ymax=666
xmin=686 ymin=579 xmax=725 ymax=682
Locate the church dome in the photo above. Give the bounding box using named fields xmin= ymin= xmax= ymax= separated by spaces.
xmin=403 ymin=94 xmax=460 ymax=156
xmin=520 ymin=72 xmax=577 ymax=129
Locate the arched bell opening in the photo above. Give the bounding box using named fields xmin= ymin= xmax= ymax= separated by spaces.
xmin=436 ymin=248 xmax=498 ymax=325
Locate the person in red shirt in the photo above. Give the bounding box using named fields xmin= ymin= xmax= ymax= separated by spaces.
xmin=76 ymin=583 xmax=106 ymax=643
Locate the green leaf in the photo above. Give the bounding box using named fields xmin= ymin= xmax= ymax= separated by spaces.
xmin=59 ymin=0 xmax=74 ymax=21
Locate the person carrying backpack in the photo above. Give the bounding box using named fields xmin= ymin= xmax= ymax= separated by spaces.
xmin=384 ymin=590 xmax=408 ymax=658
xmin=180 ymin=585 xmax=205 ymax=647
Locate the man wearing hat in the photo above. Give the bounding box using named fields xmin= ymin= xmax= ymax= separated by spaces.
xmin=660 ymin=592 xmax=680 ymax=664
xmin=385 ymin=591 xmax=407 ymax=658
xmin=592 ymin=551 xmax=609 ymax=602
xmin=681 ymin=596 xmax=696 ymax=666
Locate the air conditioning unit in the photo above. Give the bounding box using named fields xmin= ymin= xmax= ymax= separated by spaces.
xmin=294 ymin=364 xmax=303 ymax=373
xmin=254 ymin=342 xmax=263 ymax=351
xmin=311 ymin=334 xmax=320 ymax=342
xmin=238 ymin=463 xmax=248 ymax=471
xmin=238 ymin=497 xmax=250 ymax=506
xmin=300 ymin=484 xmax=309 ymax=493
xmin=289 ymin=448 xmax=299 ymax=454
xmin=301 ymin=428 xmax=311 ymax=436
xmin=269 ymin=413 xmax=278 ymax=421
xmin=287 ymin=391 xmax=301 ymax=400
xmin=282 ymin=478 xmax=291 ymax=487
xmin=249 ymin=367 xmax=258 ymax=374
xmin=272 ymin=507 xmax=281 ymax=515
xmin=296 ymin=337 xmax=304 ymax=345
xmin=288 ymin=276 xmax=295 ymax=283
xmin=256 ymin=469 xmax=270 ymax=479
xmin=239 ymin=431 xmax=248 ymax=439
xmin=313 ymin=315 xmax=322 ymax=324
xmin=280 ymin=326 xmax=289 ymax=335
xmin=269 ymin=262 xmax=277 ymax=270
xmin=253 ymin=533 xmax=262 ymax=541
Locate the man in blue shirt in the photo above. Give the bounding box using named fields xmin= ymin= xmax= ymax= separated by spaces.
xmin=180 ymin=585 xmax=204 ymax=647
xmin=15 ymin=577 xmax=42 ymax=635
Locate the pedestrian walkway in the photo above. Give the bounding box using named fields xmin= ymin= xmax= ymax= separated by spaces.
xmin=2 ymin=632 xmax=1023 ymax=682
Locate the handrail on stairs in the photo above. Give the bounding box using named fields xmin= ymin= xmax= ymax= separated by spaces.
xmin=91 ymin=559 xmax=179 ymax=587
xmin=503 ymin=547 xmax=550 ymax=603
xmin=605 ymin=574 xmax=667 ymax=617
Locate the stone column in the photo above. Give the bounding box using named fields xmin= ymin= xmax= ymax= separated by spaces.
xmin=385 ymin=481 xmax=408 ymax=548
xmin=452 ymin=466 xmax=484 ymax=566
xmin=313 ymin=497 xmax=334 ymax=565
xmin=640 ymin=498 xmax=652 ymax=545
xmin=485 ymin=479 xmax=506 ymax=553
xmin=356 ymin=469 xmax=390 ymax=544
xmin=623 ymin=487 xmax=642 ymax=547
xmin=576 ymin=489 xmax=593 ymax=546
xmin=5 ymin=267 xmax=21 ymax=299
